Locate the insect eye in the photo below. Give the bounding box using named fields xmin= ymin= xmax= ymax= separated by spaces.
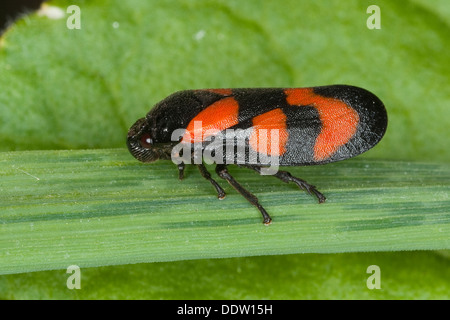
xmin=139 ymin=133 xmax=153 ymax=149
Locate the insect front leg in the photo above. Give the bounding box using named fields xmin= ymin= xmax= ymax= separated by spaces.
xmin=177 ymin=163 xmax=185 ymax=180
xmin=215 ymin=164 xmax=272 ymax=225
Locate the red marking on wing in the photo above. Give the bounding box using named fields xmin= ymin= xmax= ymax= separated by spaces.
xmin=284 ymin=88 xmax=359 ymax=161
xmin=249 ymin=108 xmax=288 ymax=156
xmin=182 ymin=97 xmax=239 ymax=143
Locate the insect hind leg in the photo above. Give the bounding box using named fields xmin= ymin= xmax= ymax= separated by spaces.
xmin=242 ymin=165 xmax=326 ymax=203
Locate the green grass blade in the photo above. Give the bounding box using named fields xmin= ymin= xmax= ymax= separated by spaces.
xmin=1 ymin=149 xmax=449 ymax=275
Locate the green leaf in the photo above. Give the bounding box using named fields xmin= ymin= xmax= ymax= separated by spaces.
xmin=1 ymin=0 xmax=449 ymax=299
xmin=1 ymin=0 xmax=449 ymax=161
xmin=1 ymin=251 xmax=449 ymax=299
xmin=1 ymin=149 xmax=448 ymax=275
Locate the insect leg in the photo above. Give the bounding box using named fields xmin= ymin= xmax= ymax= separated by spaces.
xmin=215 ymin=164 xmax=272 ymax=225
xmin=197 ymin=163 xmax=226 ymax=199
xmin=243 ymin=165 xmax=326 ymax=203
xmin=177 ymin=163 xmax=185 ymax=180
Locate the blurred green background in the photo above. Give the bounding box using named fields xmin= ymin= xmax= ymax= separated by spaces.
xmin=0 ymin=0 xmax=448 ymax=299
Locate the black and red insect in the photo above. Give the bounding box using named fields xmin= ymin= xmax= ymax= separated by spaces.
xmin=127 ymin=85 xmax=387 ymax=225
